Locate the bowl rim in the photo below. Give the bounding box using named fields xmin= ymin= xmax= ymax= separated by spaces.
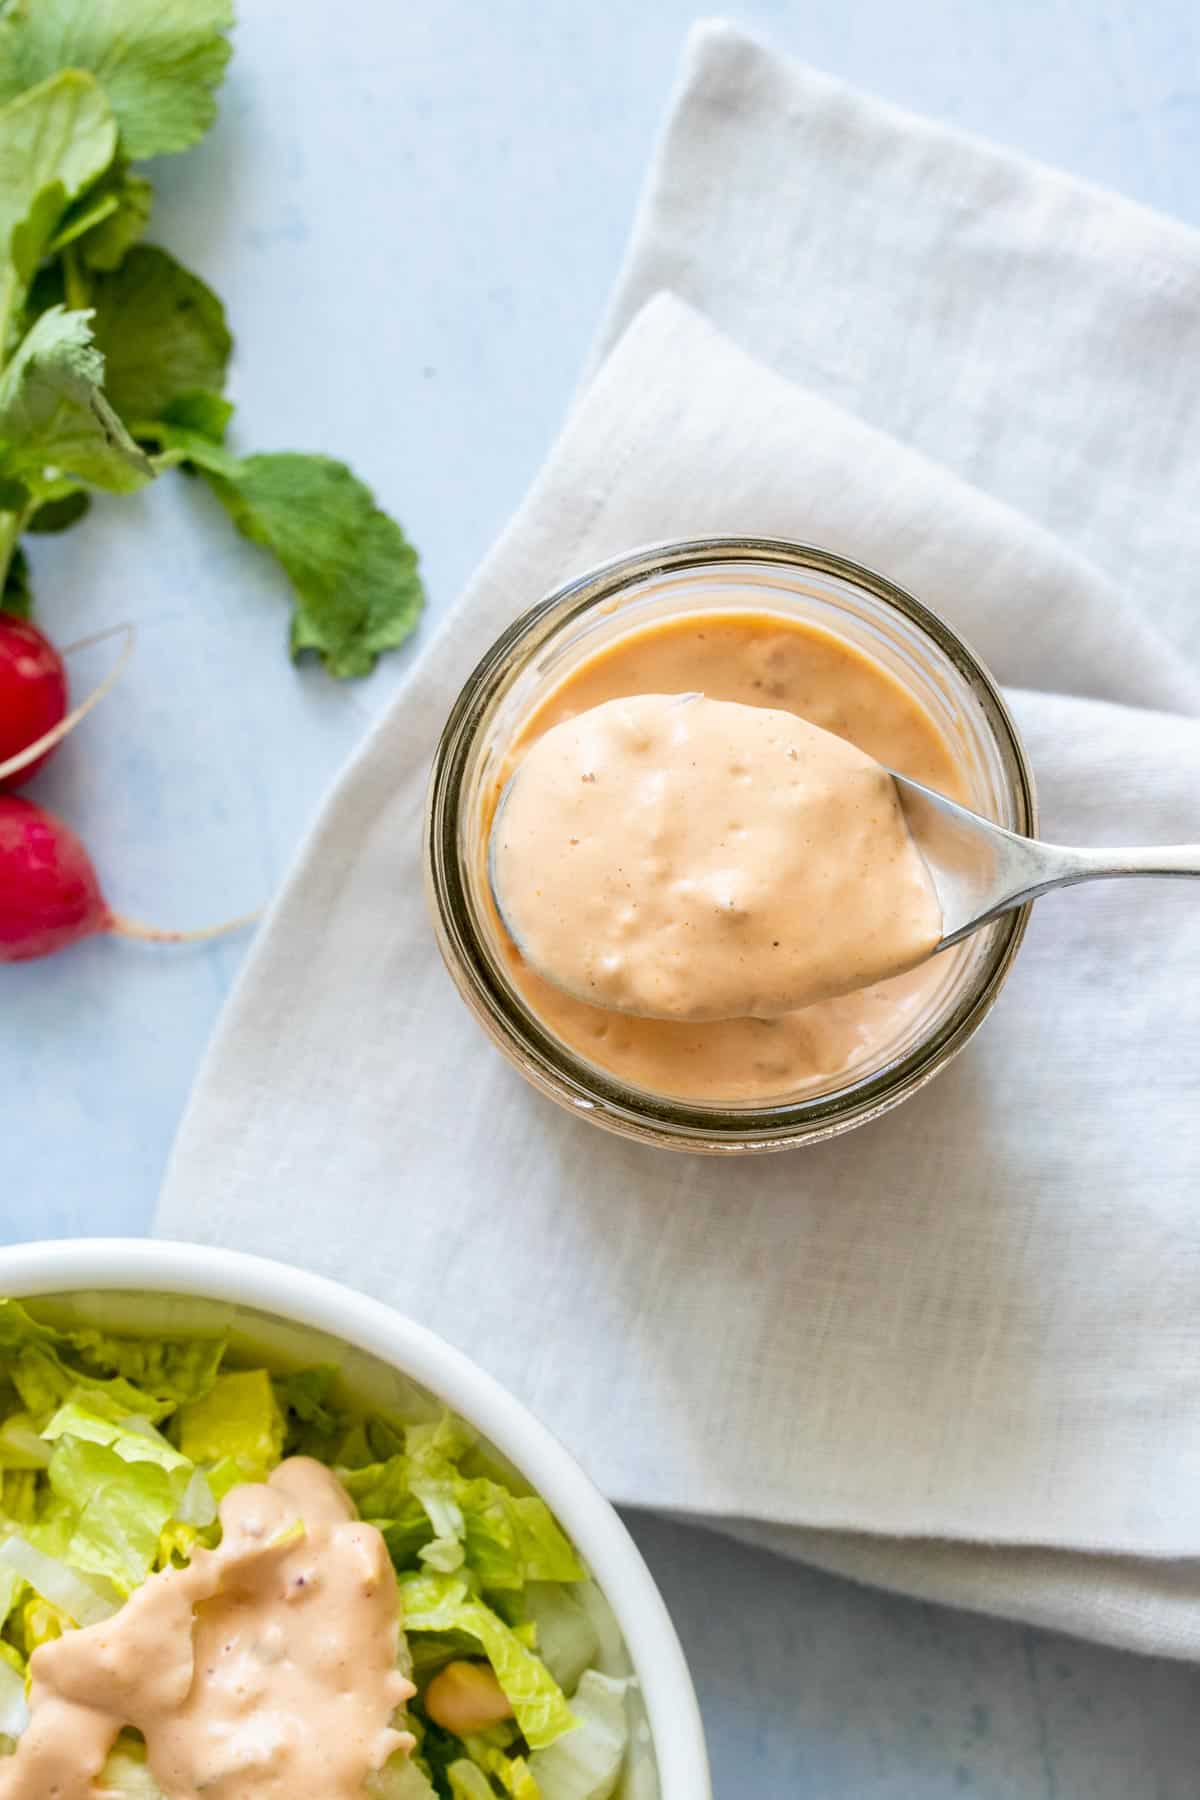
xmin=0 ymin=1237 xmax=712 ymax=1800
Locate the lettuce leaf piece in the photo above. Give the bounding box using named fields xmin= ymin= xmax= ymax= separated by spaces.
xmin=0 ymin=1470 xmax=38 ymax=1524
xmin=88 ymin=245 xmax=231 ymax=423
xmin=401 ymin=1574 xmax=576 ymax=1753
xmin=0 ymin=1652 xmax=28 ymax=1739
xmin=45 ymin=1436 xmax=180 ymax=1593
xmin=0 ymin=1411 xmax=51 ymax=1470
xmin=337 ymin=1456 xmax=408 ymax=1517
xmin=405 ymin=1417 xmax=478 ymax=1468
xmin=454 ymin=1735 xmax=541 ymax=1800
xmin=382 ymin=1508 xmax=440 ymax=1569
xmin=6 ymin=1347 xmax=163 ymax=1429
xmin=0 ymin=0 xmax=235 ymax=160
xmin=402 ymin=1424 xmax=584 ymax=1594
xmin=0 ymin=1301 xmax=211 ymax=1426
xmin=509 ymin=1500 xmax=584 ymax=1585
xmin=0 ymin=1532 xmax=121 ymax=1626
xmin=0 ymin=1299 xmax=70 ymax=1356
xmin=446 ymin=1764 xmax=496 ymax=1800
xmin=420 ymin=1534 xmax=466 ymax=1574
xmin=176 ymin=1369 xmax=284 ymax=1480
xmin=19 ymin=1592 xmax=71 ymax=1652
xmin=460 ymin=1490 xmax=584 ymax=1592
xmin=344 ymin=1422 xmax=584 ymax=1603
xmin=407 ymin=1631 xmax=482 ymax=1687
xmin=277 ymin=1368 xmax=338 ymax=1425
xmin=338 ymin=1455 xmax=434 ymax=1566
xmin=156 ymin=1518 xmax=205 ymax=1570
xmin=62 ymin=1326 xmax=225 ymax=1406
xmin=0 ymin=307 xmax=153 ymax=503
xmin=274 ymin=1364 xmax=347 ymax=1457
xmin=367 ymin=1417 xmax=408 ymax=1463
xmin=522 ymin=1585 xmax=601 ymax=1697
xmin=367 ymin=1752 xmax=440 ymax=1800
xmin=97 ymin=1733 xmax=169 ymax=1797
xmin=410 ymin=1473 xmax=464 ymax=1545
xmin=42 ymin=1395 xmax=190 ymax=1472
xmin=0 ymin=1562 xmax=25 ymax=1635
xmin=527 ymin=1672 xmax=630 ymax=1800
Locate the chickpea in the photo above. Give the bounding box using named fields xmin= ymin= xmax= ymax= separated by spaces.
xmin=424 ymin=1660 xmax=514 ymax=1736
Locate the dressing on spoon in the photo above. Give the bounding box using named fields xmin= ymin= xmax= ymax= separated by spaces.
xmin=490 ymin=692 xmax=944 ymax=1023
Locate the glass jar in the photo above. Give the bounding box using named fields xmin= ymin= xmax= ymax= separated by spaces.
xmin=424 ymin=538 xmax=1036 ymax=1153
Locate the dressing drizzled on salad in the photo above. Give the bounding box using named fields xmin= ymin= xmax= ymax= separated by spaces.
xmin=0 ymin=1459 xmax=413 ymax=1799
xmin=0 ymin=1300 xmax=630 ymax=1800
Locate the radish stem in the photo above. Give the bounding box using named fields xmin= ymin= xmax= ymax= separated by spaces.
xmin=106 ymin=909 xmax=261 ymax=946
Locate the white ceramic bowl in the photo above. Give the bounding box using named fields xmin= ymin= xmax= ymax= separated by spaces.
xmin=0 ymin=1238 xmax=711 ymax=1800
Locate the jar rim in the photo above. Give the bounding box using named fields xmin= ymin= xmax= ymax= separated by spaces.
xmin=425 ymin=536 xmax=1037 ymax=1152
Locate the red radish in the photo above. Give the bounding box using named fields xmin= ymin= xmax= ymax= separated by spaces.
xmin=0 ymin=796 xmax=257 ymax=962
xmin=0 ymin=617 xmax=69 ymax=790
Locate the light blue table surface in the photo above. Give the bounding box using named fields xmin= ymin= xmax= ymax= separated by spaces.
xmin=5 ymin=2 xmax=1200 ymax=1793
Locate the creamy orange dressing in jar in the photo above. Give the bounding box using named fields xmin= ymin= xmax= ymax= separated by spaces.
xmin=0 ymin=1459 xmax=414 ymax=1800
xmin=486 ymin=610 xmax=966 ymax=1104
xmin=492 ymin=693 xmax=943 ymax=1022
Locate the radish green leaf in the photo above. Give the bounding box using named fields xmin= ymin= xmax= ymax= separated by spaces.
xmin=0 ymin=0 xmax=234 ymax=160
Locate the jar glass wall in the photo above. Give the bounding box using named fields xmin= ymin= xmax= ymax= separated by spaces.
xmin=425 ymin=538 xmax=1036 ymax=1153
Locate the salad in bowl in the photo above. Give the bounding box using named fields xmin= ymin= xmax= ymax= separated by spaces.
xmin=0 ymin=1243 xmax=708 ymax=1800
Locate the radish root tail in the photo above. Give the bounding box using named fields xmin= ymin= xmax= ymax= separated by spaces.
xmin=106 ymin=908 xmax=261 ymax=946
xmin=0 ymin=622 xmax=136 ymax=785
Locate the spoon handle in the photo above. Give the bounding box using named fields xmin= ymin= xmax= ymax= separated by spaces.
xmin=945 ymin=838 xmax=1200 ymax=945
xmin=1036 ymin=843 xmax=1200 ymax=886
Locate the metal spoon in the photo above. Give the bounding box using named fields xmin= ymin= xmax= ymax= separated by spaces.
xmin=890 ymin=772 xmax=1200 ymax=949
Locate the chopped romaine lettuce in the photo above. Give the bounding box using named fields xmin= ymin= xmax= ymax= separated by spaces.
xmin=58 ymin=1329 xmax=225 ymax=1408
xmin=446 ymin=1762 xmax=496 ymax=1800
xmin=367 ymin=1751 xmax=441 ymax=1799
xmin=95 ymin=1734 xmax=167 ymax=1797
xmin=528 ymin=1672 xmax=631 ymax=1800
xmin=0 ymin=1533 xmax=120 ymax=1626
xmin=0 ymin=1302 xmax=224 ymax=1427
xmin=42 ymin=1395 xmax=190 ymax=1471
xmin=0 ymin=1655 xmax=28 ymax=1740
xmin=0 ymin=1471 xmax=38 ymax=1524
xmin=19 ymin=1593 xmax=70 ymax=1653
xmin=176 ymin=1369 xmax=283 ymax=1478
xmin=0 ymin=1565 xmax=24 ymax=1636
xmin=0 ymin=1307 xmax=620 ymax=1797
xmin=523 ymin=1584 xmax=602 ymax=1696
xmin=0 ymin=1413 xmax=51 ymax=1471
xmin=46 ymin=1437 xmax=183 ymax=1592
xmin=401 ymin=1573 xmax=577 ymax=1752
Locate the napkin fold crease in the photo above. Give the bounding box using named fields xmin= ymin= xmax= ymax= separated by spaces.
xmin=158 ymin=23 xmax=1200 ymax=1660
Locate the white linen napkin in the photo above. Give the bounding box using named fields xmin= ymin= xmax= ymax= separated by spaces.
xmin=158 ymin=24 xmax=1200 ymax=1659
